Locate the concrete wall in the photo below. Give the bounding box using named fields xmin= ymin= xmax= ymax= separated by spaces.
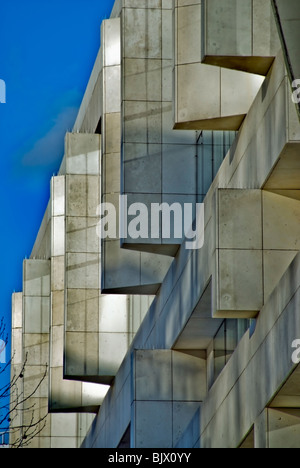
xmin=10 ymin=0 xmax=300 ymax=449
xmin=82 ymin=44 xmax=300 ymax=448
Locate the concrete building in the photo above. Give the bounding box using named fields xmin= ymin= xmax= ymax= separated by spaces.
xmin=10 ymin=0 xmax=300 ymax=448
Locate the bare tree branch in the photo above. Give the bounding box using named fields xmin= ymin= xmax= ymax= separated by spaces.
xmin=0 ymin=319 xmax=49 ymax=448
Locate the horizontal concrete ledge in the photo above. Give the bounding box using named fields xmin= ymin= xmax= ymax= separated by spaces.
xmin=102 ymin=284 xmax=161 ymax=295
xmin=213 ymin=309 xmax=259 ymax=320
xmin=174 ymin=114 xmax=246 ymax=131
xmin=63 ymin=374 xmax=115 ymax=386
xmin=202 ymin=56 xmax=275 ymax=76
xmin=49 ymin=404 xmax=100 ymax=414
xmin=120 ymin=242 xmax=180 ymax=257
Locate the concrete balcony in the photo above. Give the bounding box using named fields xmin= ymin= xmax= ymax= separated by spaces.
xmin=201 ymin=0 xmax=280 ymax=75
xmin=174 ymin=0 xmax=266 ymax=130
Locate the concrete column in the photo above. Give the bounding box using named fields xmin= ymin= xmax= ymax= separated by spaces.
xmin=10 ymin=293 xmax=24 ymax=447
xmin=64 ymin=133 xmax=101 ymax=380
xmin=22 ymin=259 xmax=51 ymax=448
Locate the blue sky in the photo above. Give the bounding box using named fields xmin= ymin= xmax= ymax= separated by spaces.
xmin=0 ymin=0 xmax=115 ymax=428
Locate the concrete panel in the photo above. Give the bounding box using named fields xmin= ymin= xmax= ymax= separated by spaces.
xmin=134 ymin=350 xmax=172 ymax=401
xmin=98 ymin=295 xmax=128 ymax=333
xmin=65 ymin=133 xmax=100 ymax=176
xmin=104 ymin=152 xmax=120 ymax=194
xmin=98 ymin=333 xmax=131 ymax=376
xmin=175 ymin=407 xmax=201 ymax=449
xmin=66 ymin=289 xmax=99 ymax=333
xmin=105 ymin=114 xmax=121 ymax=154
xmin=51 ymin=256 xmax=65 ymax=292
xmin=123 ymin=59 xmax=162 ymax=102
xmin=176 ymin=63 xmax=221 ymax=124
xmin=52 ymin=176 xmax=65 ymax=217
xmin=176 ymin=3 xmax=202 ymax=65
xmin=263 ymin=191 xmax=300 ymax=251
xmin=205 ymin=0 xmax=252 ymax=57
xmin=217 ymin=249 xmax=263 ymax=317
xmin=123 ymin=8 xmax=162 ymax=60
xmin=103 ymin=240 xmax=141 ymax=291
xmin=51 ymin=291 xmax=64 ymax=327
xmin=51 ymin=413 xmax=78 ymax=438
xmin=52 ymin=216 xmax=65 ymax=257
xmin=268 ymin=408 xmax=300 ymax=448
xmin=12 ymin=292 xmax=23 ymax=331
xmin=50 ymin=325 xmax=64 ymax=368
xmin=172 ymin=351 xmax=206 ymax=401
xmin=175 ymin=62 xmax=264 ymax=130
xmin=202 ymin=0 xmax=279 ymax=75
xmin=263 ymin=250 xmax=298 ymax=300
xmin=102 ymin=18 xmax=121 ymax=68
xmin=23 ymin=260 xmax=51 ymax=298
xmin=66 ymin=175 xmax=100 ymax=218
xmin=66 ymin=217 xmax=99 ymax=255
xmin=65 ymin=332 xmax=99 ymax=378
xmin=162 ymin=145 xmax=196 ymax=195
xmin=133 ymin=401 xmax=173 ymax=448
xmin=23 ymin=260 xmax=51 ymax=334
xmin=104 ymin=66 xmax=121 ymax=114
xmin=218 ymin=189 xmax=262 ymax=250
xmin=66 ymin=253 xmax=101 ymax=290
xmin=24 ymin=334 xmax=49 ymax=366
xmin=221 ymin=68 xmax=265 ymax=118
xmin=173 ymin=402 xmax=201 ymax=448
xmin=124 ymin=154 xmax=162 ymax=194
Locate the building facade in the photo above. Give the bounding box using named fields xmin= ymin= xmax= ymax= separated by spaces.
xmin=10 ymin=0 xmax=300 ymax=448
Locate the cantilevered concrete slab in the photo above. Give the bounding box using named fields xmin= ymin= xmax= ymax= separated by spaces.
xmin=201 ymin=0 xmax=280 ymax=75
xmin=174 ymin=0 xmax=265 ymax=130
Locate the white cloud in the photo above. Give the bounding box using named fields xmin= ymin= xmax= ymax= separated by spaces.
xmin=22 ymin=106 xmax=78 ymax=167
